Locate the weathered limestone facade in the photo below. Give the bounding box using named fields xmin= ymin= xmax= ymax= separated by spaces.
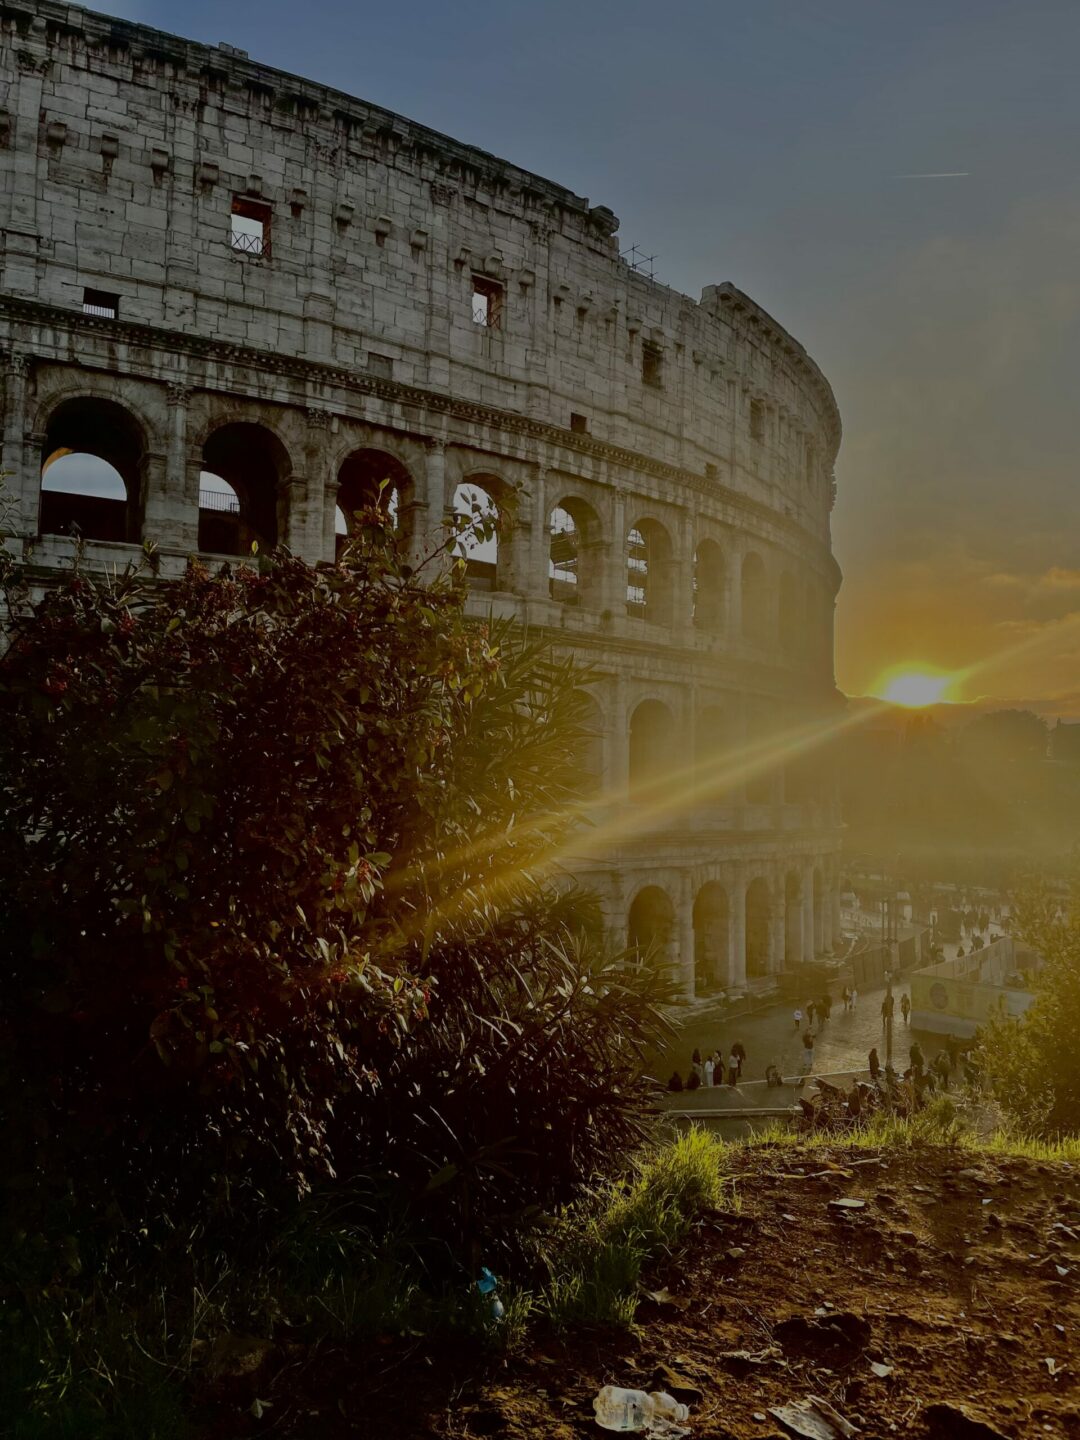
xmin=0 ymin=1 xmax=844 ymax=998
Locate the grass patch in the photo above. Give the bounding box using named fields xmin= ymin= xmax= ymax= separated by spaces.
xmin=539 ymin=1127 xmax=733 ymax=1330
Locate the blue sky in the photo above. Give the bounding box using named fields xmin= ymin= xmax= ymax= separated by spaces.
xmin=104 ymin=1 xmax=1080 ymax=709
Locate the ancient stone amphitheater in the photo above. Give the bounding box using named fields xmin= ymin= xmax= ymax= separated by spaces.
xmin=0 ymin=0 xmax=844 ymax=999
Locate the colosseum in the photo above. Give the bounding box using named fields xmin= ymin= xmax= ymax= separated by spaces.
xmin=0 ymin=0 xmax=844 ymax=1000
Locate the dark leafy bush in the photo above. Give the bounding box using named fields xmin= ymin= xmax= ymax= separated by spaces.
xmin=0 ymin=519 xmax=670 ymax=1269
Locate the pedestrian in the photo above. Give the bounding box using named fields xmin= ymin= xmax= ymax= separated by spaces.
xmin=934 ymin=1051 xmax=951 ymax=1091
xmin=710 ymin=1049 xmax=723 ymax=1084
xmin=793 ymin=1006 xmax=803 ymax=1031
xmin=806 ymin=1000 xmax=817 ymax=1028
xmin=850 ymin=986 xmax=859 ymax=1010
xmin=667 ymin=1070 xmax=683 ymax=1092
xmin=819 ymin=994 xmax=832 ymax=1022
xmin=732 ymin=1039 xmax=746 ymax=1078
xmin=957 ymin=943 xmax=965 ymax=958
xmin=765 ymin=1061 xmax=783 ymax=1087
xmin=691 ymin=1047 xmax=703 ymax=1083
xmin=801 ymin=1029 xmax=815 ymax=1074
xmin=686 ymin=1068 xmax=701 ymax=1090
xmin=869 ymin=1046 xmax=881 ymax=1081
xmin=842 ymin=985 xmax=851 ymax=1011
xmin=881 ymin=994 xmax=894 ymax=1029
xmin=727 ymin=1049 xmax=739 ymax=1087
xmin=900 ymin=993 xmax=911 ymax=1025
xmin=909 ymin=1039 xmax=925 ymax=1077
xmin=703 ymin=1054 xmax=714 ymax=1088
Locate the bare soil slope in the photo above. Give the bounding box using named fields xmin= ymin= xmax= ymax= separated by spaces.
xmin=209 ymin=1144 xmax=1080 ymax=1439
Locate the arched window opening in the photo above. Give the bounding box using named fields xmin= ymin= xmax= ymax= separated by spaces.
xmin=40 ymin=397 xmax=144 ymax=543
xmin=628 ymin=886 xmax=675 ymax=971
xmin=626 ymin=518 xmax=674 ymax=624
xmin=779 ymin=572 xmax=799 ymax=654
xmin=741 ymin=552 xmax=768 ymax=643
xmin=549 ymin=505 xmax=579 ymax=603
xmin=197 ymin=471 xmax=242 ymax=555
xmin=694 ymin=882 xmax=730 ymax=993
xmin=200 ymin=422 xmax=290 ymax=555
xmin=745 ymin=877 xmax=772 ymax=978
xmin=784 ymin=871 xmax=803 ymax=968
xmin=695 ymin=704 xmax=732 ymax=803
xmin=336 ymin=448 xmax=409 ymax=558
xmin=745 ymin=704 xmax=774 ymax=807
xmin=693 ymin=540 xmax=725 ymax=634
xmin=628 ymin=698 xmax=675 ymax=800
xmin=453 ymin=481 xmax=501 ymax=590
xmin=572 ymin=690 xmax=605 ymax=795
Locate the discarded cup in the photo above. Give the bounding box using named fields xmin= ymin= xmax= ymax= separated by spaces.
xmin=593 ymin=1386 xmax=689 ymax=1433
xmin=475 ymin=1266 xmax=505 ymax=1322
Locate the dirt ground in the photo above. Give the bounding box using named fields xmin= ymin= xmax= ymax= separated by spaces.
xmin=205 ymin=1144 xmax=1080 ymax=1439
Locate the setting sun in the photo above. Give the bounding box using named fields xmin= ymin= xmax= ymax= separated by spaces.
xmin=876 ymin=669 xmax=954 ymax=707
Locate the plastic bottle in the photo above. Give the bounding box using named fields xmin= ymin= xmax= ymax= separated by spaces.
xmin=592 ymin=1386 xmax=689 ymax=1432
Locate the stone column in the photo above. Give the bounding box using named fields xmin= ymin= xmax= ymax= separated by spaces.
xmin=293 ymin=407 xmax=333 ymax=563
xmin=140 ymin=448 xmax=171 ymax=549
xmin=672 ymin=508 xmax=694 ymax=643
xmin=322 ymin=480 xmax=340 ymax=563
xmin=677 ymin=872 xmax=696 ymax=1001
xmin=1 ymin=352 xmax=36 ymax=536
xmin=802 ymin=865 xmax=816 ymax=964
xmin=729 ymin=872 xmax=747 ymax=992
xmin=420 ymin=439 xmax=449 ymax=572
xmin=601 ymin=488 xmax=627 ymax=618
xmin=829 ymin=881 xmax=841 ymax=954
xmin=769 ymin=878 xmax=786 ymax=974
xmin=785 ymin=887 xmax=803 ymax=971
xmin=158 ymin=383 xmax=197 ymax=553
xmin=609 ymin=671 xmax=629 ymax=802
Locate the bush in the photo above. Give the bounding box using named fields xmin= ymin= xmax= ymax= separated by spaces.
xmin=978 ymin=873 xmax=1080 ymax=1137
xmin=0 ymin=519 xmax=671 ymax=1277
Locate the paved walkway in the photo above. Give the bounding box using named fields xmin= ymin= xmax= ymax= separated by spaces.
xmin=655 ymin=976 xmax=940 ymax=1092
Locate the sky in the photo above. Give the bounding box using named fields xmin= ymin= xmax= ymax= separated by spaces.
xmin=104 ymin=0 xmax=1080 ymax=716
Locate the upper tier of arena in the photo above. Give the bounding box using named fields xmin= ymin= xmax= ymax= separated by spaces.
xmin=0 ymin=1 xmax=840 ymax=558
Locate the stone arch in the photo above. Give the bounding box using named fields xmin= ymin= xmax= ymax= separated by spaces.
xmin=693 ymin=538 xmax=725 ymax=634
xmin=335 ymin=447 xmax=413 ymax=556
xmin=744 ymin=701 xmax=775 ymax=806
xmin=627 ymin=884 xmax=675 ymax=971
xmin=784 ymin=870 xmax=803 ymax=968
xmin=779 ymin=571 xmax=800 ymax=654
xmin=549 ymin=494 xmax=601 ymax=607
xmin=626 ymin=516 xmax=675 ymax=625
xmin=573 ymin=688 xmax=605 ymax=795
xmin=694 ymin=880 xmax=730 ymax=992
xmin=741 ymin=551 xmax=768 ymax=643
xmin=200 ymin=421 xmax=293 ymax=554
xmin=745 ymin=875 xmax=772 ymax=978
xmin=695 ymin=703 xmax=734 ymax=803
xmin=39 ymin=395 xmax=148 ymax=543
xmin=628 ymin=697 xmax=675 ymax=800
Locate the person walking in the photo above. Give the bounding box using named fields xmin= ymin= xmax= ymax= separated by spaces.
xmin=819 ymin=993 xmax=832 ymax=1023
xmin=850 ymin=985 xmax=859 ymax=1010
xmin=909 ymin=1039 xmax=925 ymax=1078
xmin=727 ymin=1049 xmax=740 ymax=1087
xmin=842 ymin=985 xmax=851 ymax=1012
xmin=710 ymin=1049 xmax=723 ymax=1085
xmin=731 ymin=1039 xmax=746 ymax=1079
xmin=793 ymin=1006 xmax=803 ymax=1031
xmin=881 ymin=994 xmax=894 ymax=1029
xmin=806 ymin=1000 xmax=817 ymax=1029
xmin=934 ymin=1050 xmax=951 ymax=1091
xmin=703 ymin=1054 xmax=714 ymax=1088
xmin=900 ymin=993 xmax=911 ymax=1025
xmin=869 ymin=1046 xmax=881 ymax=1081
xmin=801 ymin=1029 xmax=815 ymax=1074
xmin=691 ymin=1048 xmax=703 ymax=1084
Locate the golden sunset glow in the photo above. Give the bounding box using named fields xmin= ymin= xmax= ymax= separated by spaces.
xmin=876 ymin=669 xmax=954 ymax=708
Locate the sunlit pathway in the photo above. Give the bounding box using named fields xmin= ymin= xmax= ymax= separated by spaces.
xmin=656 ymin=975 xmax=940 ymax=1088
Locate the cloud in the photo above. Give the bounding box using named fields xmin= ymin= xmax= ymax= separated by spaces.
xmin=1034 ymin=567 xmax=1080 ymax=593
